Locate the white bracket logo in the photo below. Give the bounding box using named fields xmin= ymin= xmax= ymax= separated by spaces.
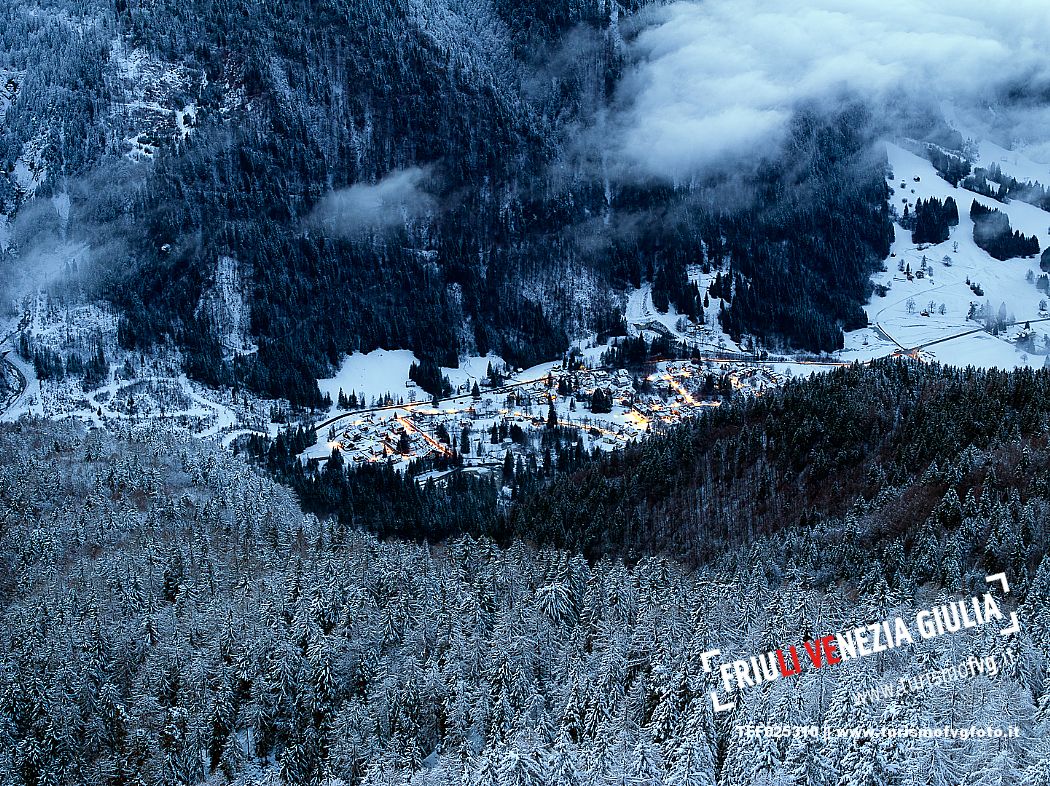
xmin=985 ymin=572 xmax=1020 ymax=637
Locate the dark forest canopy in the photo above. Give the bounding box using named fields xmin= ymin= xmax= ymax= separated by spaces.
xmin=256 ymin=359 xmax=1050 ymax=578
xmin=510 ymin=359 xmax=1050 ymax=566
xmin=963 ymin=161 xmax=1050 ymax=212
xmin=1 ymin=1 xmax=894 ymax=405
xmin=906 ymin=195 xmax=958 ymax=245
xmin=970 ymin=200 xmax=1040 ymax=261
xmin=924 ymin=144 xmax=971 ymax=187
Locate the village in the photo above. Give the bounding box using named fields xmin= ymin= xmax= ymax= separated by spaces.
xmin=303 ymin=358 xmax=788 ymax=482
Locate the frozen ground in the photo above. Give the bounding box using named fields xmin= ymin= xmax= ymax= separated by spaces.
xmin=318 ymin=349 xmax=421 ymax=408
xmin=625 ymin=274 xmax=745 ymax=355
xmin=0 ymin=297 xmax=278 ymax=442
xmin=319 ymin=349 xmax=517 ymax=411
xmin=845 ymin=141 xmax=1050 ymax=370
xmin=442 ymin=353 xmax=508 ymax=390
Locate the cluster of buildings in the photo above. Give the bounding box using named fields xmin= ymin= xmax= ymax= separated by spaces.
xmin=316 ymin=358 xmax=788 ymax=475
xmin=726 ymin=365 xmax=785 ymax=395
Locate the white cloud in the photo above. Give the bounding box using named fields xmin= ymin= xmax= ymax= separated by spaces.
xmin=611 ymin=0 xmax=1050 ymax=179
xmin=310 ymin=167 xmax=435 ymax=236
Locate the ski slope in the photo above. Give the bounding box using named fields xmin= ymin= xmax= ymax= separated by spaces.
xmin=842 ymin=141 xmax=1050 ymax=369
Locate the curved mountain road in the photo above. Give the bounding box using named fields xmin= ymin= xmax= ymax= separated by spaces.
xmin=0 ymin=312 xmax=31 ymax=419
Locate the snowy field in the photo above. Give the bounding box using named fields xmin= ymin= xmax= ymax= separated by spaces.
xmin=318 ymin=349 xmax=513 ymax=411
xmin=442 ymin=353 xmax=508 ymax=390
xmin=318 ymin=349 xmax=421 ymax=407
xmin=843 ymin=140 xmax=1050 ymax=369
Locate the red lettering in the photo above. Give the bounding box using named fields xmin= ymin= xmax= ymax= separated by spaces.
xmin=777 ymin=646 xmax=802 ymax=677
xmin=803 ymin=639 xmax=824 ymax=668
xmin=822 ymin=636 xmax=841 ymax=665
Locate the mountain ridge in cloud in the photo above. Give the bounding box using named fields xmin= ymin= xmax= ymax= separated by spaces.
xmin=606 ymin=0 xmax=1050 ymax=180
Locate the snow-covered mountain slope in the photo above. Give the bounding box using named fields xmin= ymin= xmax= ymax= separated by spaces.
xmin=107 ymin=42 xmax=202 ymax=160
xmin=974 ymin=137 xmax=1050 ymax=190
xmin=841 ymin=141 xmax=1050 ymax=369
xmin=624 ymin=269 xmax=744 ymax=355
xmin=196 ymin=255 xmax=256 ymax=359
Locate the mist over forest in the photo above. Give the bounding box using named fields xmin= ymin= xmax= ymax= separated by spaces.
xmin=5 ymin=0 xmax=1043 ymax=402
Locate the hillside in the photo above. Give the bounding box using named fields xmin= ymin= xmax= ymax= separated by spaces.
xmin=838 ymin=138 xmax=1050 ymax=369
xmin=0 ymin=1 xmax=896 ymax=406
xmin=1 ymin=359 xmax=1049 ymax=785
xmin=244 ymin=357 xmax=1050 ymax=586
xmin=2 ymin=3 xmax=1050 ymax=784
xmin=511 ymin=359 xmax=1050 ymax=566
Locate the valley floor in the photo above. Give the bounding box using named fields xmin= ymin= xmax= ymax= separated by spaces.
xmin=4 ymin=134 xmax=1050 ymax=483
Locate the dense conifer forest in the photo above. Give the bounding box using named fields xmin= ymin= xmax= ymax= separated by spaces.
xmin=254 ymin=359 xmax=1050 ymax=574
xmin=970 ymin=201 xmax=1041 ymax=261
xmin=1 ymin=359 xmax=1048 ymax=785
xmin=1 ymin=1 xmax=898 ymax=404
xmin=907 ymin=196 xmax=958 ymax=245
xmin=962 ymin=162 xmax=1050 ymax=211
xmin=4 ymin=2 xmax=1050 ymax=784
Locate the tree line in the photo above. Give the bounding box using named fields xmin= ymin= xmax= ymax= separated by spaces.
xmin=970 ymin=200 xmax=1040 ymax=260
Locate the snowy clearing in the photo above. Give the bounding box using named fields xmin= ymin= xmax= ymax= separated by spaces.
xmin=318 ymin=349 xmax=421 ymax=409
xmin=850 ymin=141 xmax=1050 ymax=370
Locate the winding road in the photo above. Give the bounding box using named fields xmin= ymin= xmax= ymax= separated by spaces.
xmin=0 ymin=312 xmax=31 ymax=418
xmin=877 ymin=316 xmax=1050 ymax=358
